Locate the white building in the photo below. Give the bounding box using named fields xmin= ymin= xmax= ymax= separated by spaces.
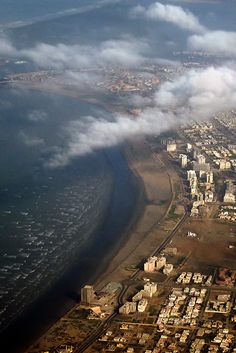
xmin=119 ymin=302 xmax=137 ymax=315
xmin=206 ymin=171 xmax=214 ymax=184
xmin=205 ymin=190 xmax=214 ymax=203
xmin=166 ymin=140 xmax=176 ymax=152
xmin=144 ymin=282 xmax=157 ymax=297
xmin=224 ymin=180 xmax=235 ymax=204
xmin=187 ymin=170 xmax=196 ymax=181
xmin=163 ymin=264 xmax=173 ymax=275
xmin=196 ymin=154 xmax=206 ymax=165
xmin=137 ymin=299 xmax=148 ymax=312
xmin=144 ymin=256 xmax=157 ymax=272
xmin=155 ymin=256 xmax=166 ymax=270
xmin=186 ymin=143 xmax=192 ymax=153
xmin=219 ymin=159 xmax=231 ymax=170
xmin=179 ymin=154 xmax=188 ymax=168
xmin=132 ymin=290 xmax=144 ymax=302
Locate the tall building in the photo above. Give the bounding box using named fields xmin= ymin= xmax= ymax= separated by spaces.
xmin=155 ymin=256 xmax=166 ymax=270
xmin=179 ymin=154 xmax=188 ymax=168
xmin=166 ymin=140 xmax=176 ymax=152
xmin=187 ymin=170 xmax=196 ymax=181
xmin=144 ymin=282 xmax=157 ymax=297
xmin=81 ymin=285 xmax=95 ymax=305
xmin=206 ymin=171 xmax=214 ymax=184
xmin=144 ymin=256 xmax=157 ymax=272
xmin=119 ymin=302 xmax=137 ymax=315
xmin=223 ymin=180 xmax=235 ymax=203
xmin=219 ymin=159 xmax=231 ymax=170
xmin=196 ymin=154 xmax=206 ymax=165
xmin=186 ymin=143 xmax=192 ymax=153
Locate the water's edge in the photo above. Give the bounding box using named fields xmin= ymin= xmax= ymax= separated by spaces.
xmin=0 ymin=146 xmax=145 ymax=353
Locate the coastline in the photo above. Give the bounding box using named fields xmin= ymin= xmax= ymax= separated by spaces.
xmin=25 ymin=138 xmax=179 ymax=353
xmin=0 ymin=145 xmax=144 ymax=353
xmin=1 ymin=83 xmax=178 ymax=353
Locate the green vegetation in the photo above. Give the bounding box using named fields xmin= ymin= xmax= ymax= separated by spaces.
xmin=149 ymin=305 xmax=158 ymax=316
xmin=168 ymin=204 xmax=179 ymax=220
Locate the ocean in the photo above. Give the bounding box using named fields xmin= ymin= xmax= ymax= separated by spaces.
xmin=0 ymin=2 xmax=145 ymax=348
xmin=0 ymin=86 xmax=141 ymax=352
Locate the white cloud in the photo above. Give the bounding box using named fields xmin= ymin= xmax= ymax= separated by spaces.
xmin=47 ymin=65 xmax=236 ymax=167
xmin=19 ymin=131 xmax=45 ymax=146
xmin=131 ymin=2 xmax=206 ymax=33
xmin=27 ymin=110 xmax=48 ymax=122
xmin=131 ymin=2 xmax=236 ymax=58
xmin=188 ymin=31 xmax=236 ymax=57
xmin=0 ymin=37 xmax=149 ymax=69
xmin=0 ymin=37 xmax=16 ymax=56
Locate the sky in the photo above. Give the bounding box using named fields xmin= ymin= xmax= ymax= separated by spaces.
xmin=0 ymin=0 xmax=236 ymax=167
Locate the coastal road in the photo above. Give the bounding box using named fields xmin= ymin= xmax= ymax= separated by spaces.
xmin=75 ymin=211 xmax=189 ymax=352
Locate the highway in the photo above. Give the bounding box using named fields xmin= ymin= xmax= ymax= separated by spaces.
xmin=75 ymin=211 xmax=189 ymax=352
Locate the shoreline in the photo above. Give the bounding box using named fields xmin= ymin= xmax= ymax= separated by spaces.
xmin=25 ymin=138 xmax=178 ymax=353
xmin=1 ymin=83 xmax=176 ymax=353
xmin=0 ymin=146 xmax=145 ymax=353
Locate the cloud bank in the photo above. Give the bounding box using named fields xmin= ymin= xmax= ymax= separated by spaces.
xmin=0 ymin=37 xmax=149 ymax=69
xmin=47 ymin=65 xmax=236 ymax=167
xmin=131 ymin=2 xmax=236 ymax=58
xmin=188 ymin=31 xmax=236 ymax=57
xmin=131 ymin=2 xmax=206 ymax=33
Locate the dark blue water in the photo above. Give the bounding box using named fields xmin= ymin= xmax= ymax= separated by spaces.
xmin=0 ymin=87 xmax=114 ymax=329
xmin=0 ymin=85 xmax=141 ymax=353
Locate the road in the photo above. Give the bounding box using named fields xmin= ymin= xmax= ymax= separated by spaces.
xmin=75 ymin=211 xmax=189 ymax=353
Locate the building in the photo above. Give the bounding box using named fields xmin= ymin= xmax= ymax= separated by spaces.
xmin=196 ymin=154 xmax=206 ymax=165
xmin=132 ymin=290 xmax=144 ymax=302
xmin=155 ymin=256 xmax=166 ymax=270
xmin=163 ymin=264 xmax=173 ymax=275
xmin=166 ymin=140 xmax=176 ymax=152
xmin=144 ymin=256 xmax=166 ymax=272
xmin=186 ymin=143 xmax=192 ymax=153
xmin=144 ymin=282 xmax=157 ymax=297
xmin=205 ymin=190 xmax=214 ymax=203
xmin=81 ymin=285 xmax=95 ymax=305
xmin=179 ymin=154 xmax=188 ymax=168
xmin=187 ymin=170 xmax=196 ymax=181
xmin=119 ymin=302 xmax=137 ymax=315
xmin=206 ymin=171 xmax=214 ymax=184
xmin=219 ymin=159 xmax=231 ymax=170
xmin=137 ymin=299 xmax=148 ymax=312
xmin=224 ymin=180 xmax=235 ymax=203
xmin=144 ymin=256 xmax=157 ymax=272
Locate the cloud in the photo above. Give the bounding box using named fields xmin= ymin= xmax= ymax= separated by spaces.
xmin=0 ymin=36 xmax=149 ymax=69
xmin=188 ymin=31 xmax=236 ymax=57
xmin=47 ymin=65 xmax=236 ymax=167
xmin=0 ymin=37 xmax=16 ymax=56
xmin=131 ymin=2 xmax=236 ymax=58
xmin=131 ymin=2 xmax=206 ymax=33
xmin=19 ymin=131 xmax=45 ymax=146
xmin=27 ymin=110 xmax=48 ymax=122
